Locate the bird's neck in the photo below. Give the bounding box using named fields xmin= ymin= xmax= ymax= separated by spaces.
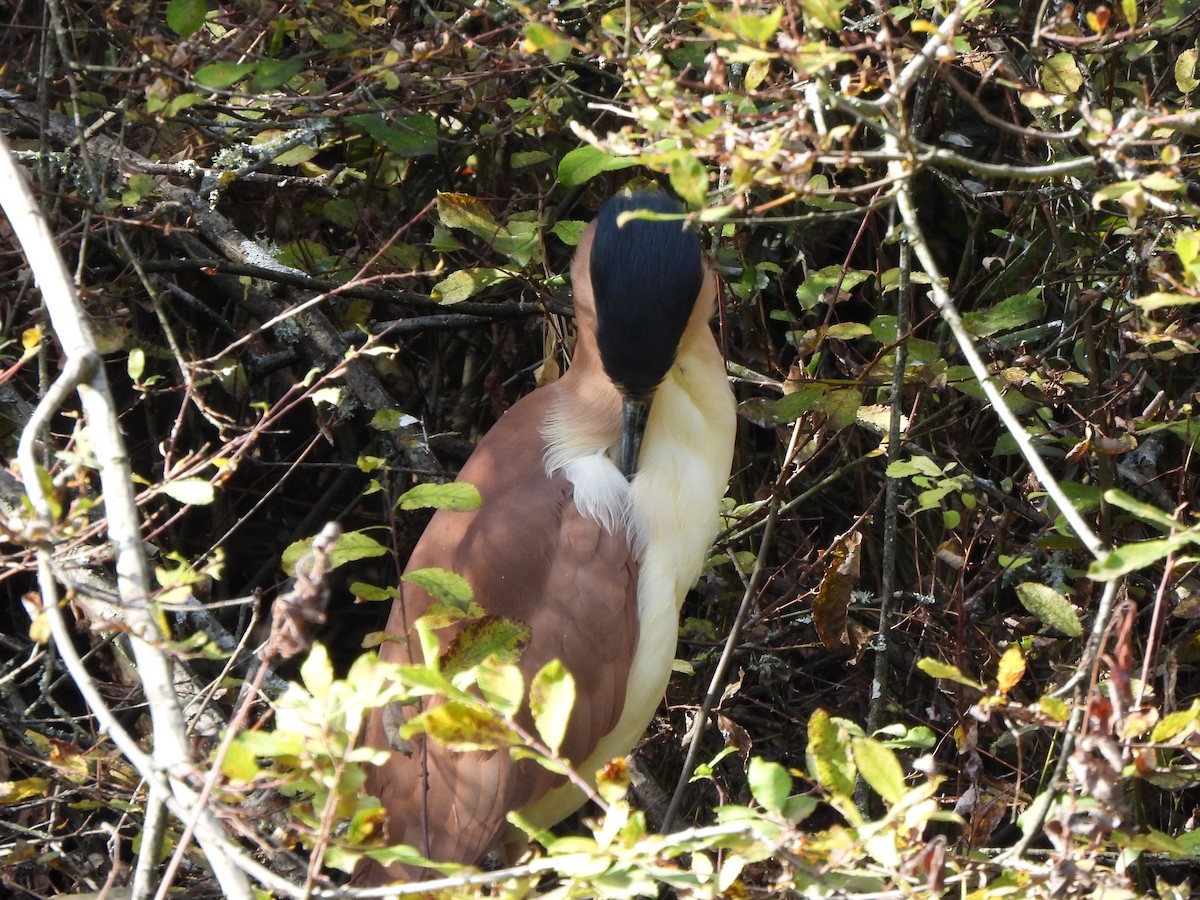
xmin=539 ymin=340 xmax=629 ymax=535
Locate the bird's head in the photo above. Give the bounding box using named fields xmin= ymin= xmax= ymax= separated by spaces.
xmin=580 ymin=189 xmax=704 ymax=479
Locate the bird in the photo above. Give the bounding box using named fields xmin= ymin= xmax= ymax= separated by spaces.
xmin=355 ymin=188 xmax=737 ymax=883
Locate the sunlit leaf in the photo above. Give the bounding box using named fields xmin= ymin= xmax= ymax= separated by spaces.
xmin=747 ymin=757 xmax=792 ymax=815
xmin=440 ymin=616 xmax=528 ymax=676
xmin=961 ymin=291 xmax=1045 ymax=336
xmin=558 ymin=145 xmax=639 ymax=186
xmin=1089 ymin=534 xmax=1195 ymax=580
xmin=851 ymin=737 xmax=906 ymax=805
xmin=0 ymin=777 xmax=49 ymax=805
xmin=917 ymin=658 xmax=984 ymax=691
xmin=1104 ymin=489 xmax=1183 ymax=531
xmin=1041 ymin=52 xmax=1083 ymax=95
xmin=668 ymin=153 xmax=709 ymax=208
xmin=403 ymin=700 xmax=518 ymax=750
xmin=801 ymin=0 xmax=849 ymax=32
xmin=220 ymin=740 xmax=260 ymax=782
xmin=1176 ymin=48 xmax=1199 ymax=95
xmin=996 ymin=645 xmax=1026 ymax=694
xmin=397 ymin=482 xmax=482 ymax=512
xmin=437 ymin=193 xmax=500 ymax=238
xmin=1015 ymin=582 xmax=1083 ymax=636
xmin=523 ymin=22 xmax=572 ymax=63
xmin=1132 ymin=291 xmax=1200 ymax=310
xmin=1151 ymin=699 xmax=1200 ymax=743
xmin=402 ymin=567 xmax=473 ymax=609
xmin=796 ymin=264 xmax=872 ymax=309
xmin=160 ymin=478 xmax=215 ymax=506
xmin=476 ymin=660 xmax=524 ymax=719
xmin=529 ymin=660 xmax=575 ymax=754
xmin=806 ymin=708 xmax=855 ymax=800
xmin=128 ymin=348 xmax=146 ymax=382
xmin=431 ymin=268 xmax=512 ymax=303
xmin=301 ymin=643 xmax=334 ymax=699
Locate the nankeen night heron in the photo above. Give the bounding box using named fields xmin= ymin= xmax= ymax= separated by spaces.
xmin=357 ymin=189 xmax=736 ymax=882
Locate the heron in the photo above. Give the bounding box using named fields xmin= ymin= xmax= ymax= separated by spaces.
xmin=356 ymin=189 xmax=736 ymax=882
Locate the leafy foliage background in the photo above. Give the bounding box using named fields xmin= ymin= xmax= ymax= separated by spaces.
xmin=2 ymin=0 xmax=1200 ymax=896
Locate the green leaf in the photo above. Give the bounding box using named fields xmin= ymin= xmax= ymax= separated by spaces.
xmin=1132 ymin=291 xmax=1200 ymax=310
xmin=346 ymin=113 xmax=438 ymax=157
xmin=818 ymin=387 xmax=861 ymax=429
xmin=431 ymin=268 xmax=512 ymax=303
xmin=796 ymin=265 xmax=871 ymax=309
xmin=1104 ymin=489 xmax=1183 ymax=531
xmin=476 ymin=660 xmax=524 ymax=719
xmin=1119 ymin=0 xmax=1137 ymax=27
xmin=851 ymin=737 xmax=906 ymax=805
xmin=1042 ymin=52 xmax=1083 ymax=95
xmin=233 ymin=729 xmax=304 ymax=758
xmin=916 ymin=658 xmax=984 ymax=690
xmin=825 ymin=322 xmax=873 ymax=340
xmin=195 ymin=62 xmax=257 ymax=90
xmin=128 ymin=348 xmax=146 ymax=382
xmin=557 ymin=145 xmax=639 ymax=186
xmin=220 ymin=740 xmax=260 ymax=782
xmin=437 ymin=193 xmax=499 ymax=238
xmin=886 ymin=455 xmax=944 ymax=478
xmin=397 ymin=482 xmax=482 ymax=512
xmin=511 ymin=150 xmax=551 ymax=168
xmin=1151 ymin=699 xmax=1200 ymax=742
xmin=738 ymin=385 xmax=825 ymax=427
xmin=530 ymin=660 xmax=575 ymax=754
xmin=166 ymin=0 xmax=207 ymax=37
xmin=1088 ymin=534 xmax=1195 ymax=581
xmin=961 ymin=292 xmax=1045 ymax=336
xmin=350 ymin=581 xmax=396 ymax=602
xmin=1176 ymin=48 xmax=1199 ymax=94
xmin=668 ymin=154 xmax=708 ymax=208
xmin=161 ymin=478 xmax=215 ymax=506
xmin=282 ymin=530 xmax=389 ymax=574
xmin=0 ymin=777 xmax=50 ymax=805
xmin=1038 ymin=695 xmax=1070 ymax=723
xmin=441 ymin=616 xmax=528 ymax=679
xmin=301 ymin=643 xmax=334 ymax=699
xmin=801 ymin=0 xmax=849 ymax=32
xmin=1015 ymin=582 xmax=1083 ymax=636
xmin=249 ymin=58 xmax=305 ymax=92
xmin=404 ymin=700 xmax=518 ymax=751
xmin=523 ymin=22 xmax=572 ymax=63
xmin=402 ymin=567 xmax=473 ymax=609
xmin=806 ymin=708 xmax=855 ymax=800
xmin=747 ymin=757 xmax=792 ymax=815
xmin=552 ymin=220 xmax=587 ymax=246
xmin=709 ymin=3 xmax=784 ymax=44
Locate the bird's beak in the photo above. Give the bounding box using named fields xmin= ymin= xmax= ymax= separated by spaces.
xmin=620 ymin=396 xmax=652 ymax=480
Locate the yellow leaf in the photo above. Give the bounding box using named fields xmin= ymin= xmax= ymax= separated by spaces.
xmin=21 ymin=326 xmax=41 ymax=354
xmin=996 ymin=645 xmax=1026 ymax=694
xmin=28 ymin=609 xmax=50 ymax=644
xmin=0 ymin=777 xmax=49 ymax=805
xmin=1042 ymin=52 xmax=1083 ymax=95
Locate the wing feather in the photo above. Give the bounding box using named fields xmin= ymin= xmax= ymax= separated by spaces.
xmin=358 ymin=390 xmax=638 ymax=881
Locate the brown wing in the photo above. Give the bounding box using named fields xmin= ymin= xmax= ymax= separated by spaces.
xmin=359 ymin=390 xmax=638 ymax=881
